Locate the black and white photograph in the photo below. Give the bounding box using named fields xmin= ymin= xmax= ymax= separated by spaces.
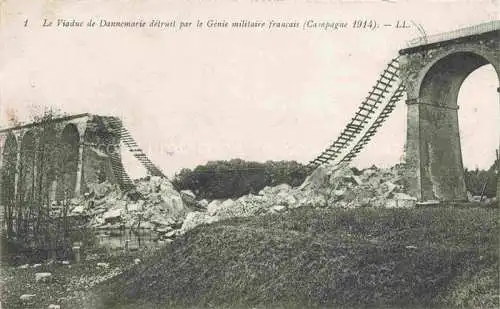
xmin=0 ymin=1 xmax=498 ymax=308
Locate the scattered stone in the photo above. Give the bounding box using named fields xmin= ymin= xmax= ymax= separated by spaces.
xmin=35 ymin=272 xmax=52 ymax=283
xmin=384 ymin=182 xmax=398 ymax=195
xmin=416 ymin=200 xmax=441 ymax=207
xmin=163 ymin=229 xmax=179 ymax=239
xmin=156 ymin=226 xmax=173 ymax=233
xmin=180 ymin=164 xmax=417 ymax=233
xmin=97 ymin=262 xmax=110 ymax=269
xmin=20 ymin=294 xmax=36 ymax=301
xmin=127 ymin=201 xmax=144 ymax=212
xmin=32 ymin=263 xmax=42 ymax=268
xmin=181 ymin=212 xmax=218 ymax=232
xmin=471 ymin=195 xmax=483 ymax=202
xmin=71 ymin=205 xmax=85 ymax=215
xmin=134 ymin=258 xmax=141 ymax=265
xmin=83 ymin=176 xmax=188 ymax=233
xmin=48 ymin=305 xmax=61 ymax=309
xmin=387 ymin=193 xmax=417 ymax=208
xmin=181 ymin=190 xmax=196 ymax=201
xmin=103 ymin=208 xmax=122 ymax=223
xmin=197 ymin=199 xmax=209 ymax=208
xmin=467 ymin=191 xmax=474 ymax=201
xmin=270 ymin=205 xmax=287 ymax=213
xmin=207 ymin=200 xmax=223 ymax=216
xmin=352 ymin=175 xmax=363 ymax=185
xmin=137 ymin=221 xmax=154 ymax=230
xmin=151 ymin=215 xmax=174 ymax=227
xmin=18 ymin=264 xmax=29 ymax=269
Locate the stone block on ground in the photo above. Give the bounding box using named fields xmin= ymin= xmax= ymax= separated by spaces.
xmin=20 ymin=294 xmax=36 ymax=301
xmin=103 ymin=208 xmax=122 ymax=222
xmin=35 ymin=272 xmax=52 ymax=283
xmin=387 ymin=193 xmax=417 ymax=208
xmin=207 ymin=200 xmax=223 ymax=216
xmin=197 ymin=199 xmax=209 ymax=208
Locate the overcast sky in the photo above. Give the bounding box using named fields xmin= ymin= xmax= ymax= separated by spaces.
xmin=1 ymin=0 xmax=499 ymax=178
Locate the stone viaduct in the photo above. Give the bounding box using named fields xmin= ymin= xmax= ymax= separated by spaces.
xmin=0 ymin=21 xmax=498 ymax=211
xmin=399 ymin=21 xmax=499 ymax=201
xmin=0 ymin=113 xmax=125 ymax=210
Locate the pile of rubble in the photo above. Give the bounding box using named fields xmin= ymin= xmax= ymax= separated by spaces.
xmin=180 ymin=164 xmax=417 ymax=232
xmin=64 ymin=177 xmax=189 ymax=235
xmin=66 ymin=164 xmax=492 ymax=238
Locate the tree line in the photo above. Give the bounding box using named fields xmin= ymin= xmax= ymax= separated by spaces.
xmin=171 ymin=159 xmax=309 ymax=200
xmin=464 ymin=159 xmax=498 ymax=198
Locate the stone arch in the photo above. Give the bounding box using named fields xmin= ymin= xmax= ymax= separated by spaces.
xmin=1 ymin=133 xmax=18 ymax=234
xmin=403 ymin=46 xmax=500 ymax=99
xmin=408 ymin=51 xmax=499 ymax=200
xmin=418 ymin=51 xmax=499 ymax=106
xmin=56 ymin=123 xmax=80 ymax=201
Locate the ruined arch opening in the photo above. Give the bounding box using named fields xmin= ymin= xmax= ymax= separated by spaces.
xmin=417 ymin=51 xmax=499 ymax=200
xmin=56 ymin=124 xmax=80 ymax=201
xmin=457 ymin=64 xmax=499 ymax=198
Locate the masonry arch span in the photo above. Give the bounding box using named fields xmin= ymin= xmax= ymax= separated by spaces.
xmin=419 ymin=52 xmax=499 ymax=107
xmin=413 ymin=51 xmax=499 ymax=200
xmin=56 ymin=123 xmax=80 ymax=201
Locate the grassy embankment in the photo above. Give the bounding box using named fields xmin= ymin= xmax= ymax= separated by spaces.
xmin=83 ymin=205 xmax=499 ymax=309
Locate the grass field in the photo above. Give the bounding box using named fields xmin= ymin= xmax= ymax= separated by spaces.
xmin=77 ymin=205 xmax=499 ymax=309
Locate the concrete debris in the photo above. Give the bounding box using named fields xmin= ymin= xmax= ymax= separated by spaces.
xmin=48 ymin=305 xmax=61 ymax=309
xmin=181 ymin=164 xmax=417 ymax=232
